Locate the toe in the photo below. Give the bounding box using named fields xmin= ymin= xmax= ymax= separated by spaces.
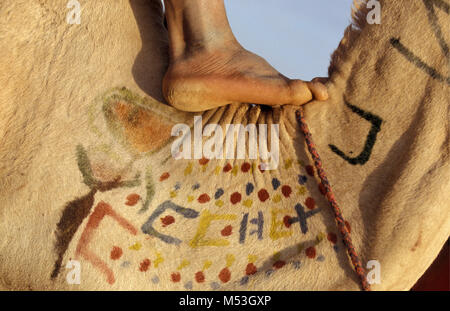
xmin=287 ymin=78 xmax=329 ymax=105
xmin=306 ymin=80 xmax=328 ymax=101
xmin=311 ymin=77 xmax=329 ymax=84
xmin=288 ymin=80 xmax=313 ymax=105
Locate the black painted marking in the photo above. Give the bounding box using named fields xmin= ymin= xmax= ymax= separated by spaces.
xmin=391 ymin=38 xmax=450 ymax=85
xmin=329 ymin=101 xmax=383 ymax=166
xmin=423 ymin=0 xmax=449 ymax=55
xmin=390 ymin=0 xmax=449 ymax=85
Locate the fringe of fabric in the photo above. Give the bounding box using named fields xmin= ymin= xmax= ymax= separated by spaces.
xmin=328 ymin=0 xmax=372 ymax=76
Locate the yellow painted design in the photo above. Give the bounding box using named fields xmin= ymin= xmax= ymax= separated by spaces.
xmin=297 ymin=186 xmax=307 ymax=196
xmin=177 ymin=259 xmax=190 ymax=270
xmin=201 ymin=165 xmax=207 ymax=172
xmin=214 ymin=166 xmax=221 ymax=175
xmin=284 ymin=159 xmax=293 ymax=169
xmin=184 ymin=162 xmax=193 ymax=176
xmin=272 ymin=194 xmax=281 ymax=203
xmin=243 ymin=199 xmax=253 ymax=208
xmin=269 ymin=208 xmax=293 ymax=240
xmin=189 ymin=210 xmax=237 ymax=248
xmin=170 ymin=191 xmax=177 ymax=198
xmin=248 ymin=255 xmax=258 ymax=263
xmin=203 ymin=260 xmax=213 ymax=270
xmin=187 ymin=195 xmax=194 ymax=202
xmin=129 ymin=242 xmax=142 ymax=251
xmin=154 ymin=252 xmax=164 ymax=268
xmin=316 ymin=232 xmax=325 ymax=245
xmin=226 ymin=254 xmax=235 ymax=267
xmin=231 ymin=165 xmax=238 ymax=176
xmin=215 ymin=200 xmax=224 ymax=207
xmin=252 ymin=163 xmax=258 ymax=172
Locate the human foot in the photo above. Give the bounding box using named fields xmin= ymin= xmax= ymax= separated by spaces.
xmin=162 ymin=0 xmax=328 ymax=112
xmin=163 ymin=47 xmax=328 ymax=112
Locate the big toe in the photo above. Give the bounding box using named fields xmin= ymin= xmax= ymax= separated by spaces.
xmin=307 ymin=79 xmax=328 ymax=101
xmin=288 ymin=79 xmax=328 ymax=105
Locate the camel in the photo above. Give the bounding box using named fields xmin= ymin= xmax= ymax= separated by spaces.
xmin=0 ymin=0 xmax=448 ymax=290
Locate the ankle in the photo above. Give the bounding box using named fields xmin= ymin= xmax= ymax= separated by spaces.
xmin=164 ymin=0 xmax=239 ymax=60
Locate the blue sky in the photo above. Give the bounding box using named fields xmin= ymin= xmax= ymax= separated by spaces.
xmin=224 ymin=0 xmax=354 ymax=80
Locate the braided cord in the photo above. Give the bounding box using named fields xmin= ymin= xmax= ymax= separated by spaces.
xmin=296 ymin=108 xmax=371 ymax=291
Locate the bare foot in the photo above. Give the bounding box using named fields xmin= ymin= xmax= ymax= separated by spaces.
xmin=163 ymin=47 xmax=328 ymax=112
xmin=162 ymin=0 xmax=328 ymax=112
